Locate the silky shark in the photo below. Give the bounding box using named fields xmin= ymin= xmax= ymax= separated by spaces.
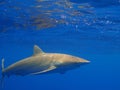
xmin=1 ymin=45 xmax=90 ymax=78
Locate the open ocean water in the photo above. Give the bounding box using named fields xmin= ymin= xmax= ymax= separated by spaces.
xmin=0 ymin=0 xmax=120 ymax=90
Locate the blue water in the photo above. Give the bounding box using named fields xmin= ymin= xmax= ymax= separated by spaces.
xmin=0 ymin=0 xmax=120 ymax=90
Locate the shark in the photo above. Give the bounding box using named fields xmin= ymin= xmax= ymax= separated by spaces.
xmin=1 ymin=45 xmax=90 ymax=78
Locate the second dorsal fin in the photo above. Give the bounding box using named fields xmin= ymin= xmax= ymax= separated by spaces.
xmin=34 ymin=45 xmax=44 ymax=55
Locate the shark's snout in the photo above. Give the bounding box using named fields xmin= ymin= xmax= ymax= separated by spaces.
xmin=77 ymin=58 xmax=90 ymax=64
xmin=83 ymin=60 xmax=90 ymax=63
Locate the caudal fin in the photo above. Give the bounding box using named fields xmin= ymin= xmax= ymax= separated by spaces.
xmin=2 ymin=58 xmax=4 ymax=72
xmin=0 ymin=58 xmax=5 ymax=89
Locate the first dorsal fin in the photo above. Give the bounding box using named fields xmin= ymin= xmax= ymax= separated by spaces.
xmin=34 ymin=45 xmax=44 ymax=55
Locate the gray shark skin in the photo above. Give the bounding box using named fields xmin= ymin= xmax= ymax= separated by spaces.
xmin=2 ymin=45 xmax=90 ymax=77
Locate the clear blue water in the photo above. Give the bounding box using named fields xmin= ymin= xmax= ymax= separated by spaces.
xmin=0 ymin=0 xmax=120 ymax=90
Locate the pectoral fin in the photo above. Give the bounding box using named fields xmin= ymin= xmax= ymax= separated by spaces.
xmin=31 ymin=66 xmax=56 ymax=75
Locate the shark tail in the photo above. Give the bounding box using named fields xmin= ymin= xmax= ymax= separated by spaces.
xmin=0 ymin=58 xmax=5 ymax=89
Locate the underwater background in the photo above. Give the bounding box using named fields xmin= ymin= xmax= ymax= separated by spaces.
xmin=0 ymin=0 xmax=120 ymax=90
